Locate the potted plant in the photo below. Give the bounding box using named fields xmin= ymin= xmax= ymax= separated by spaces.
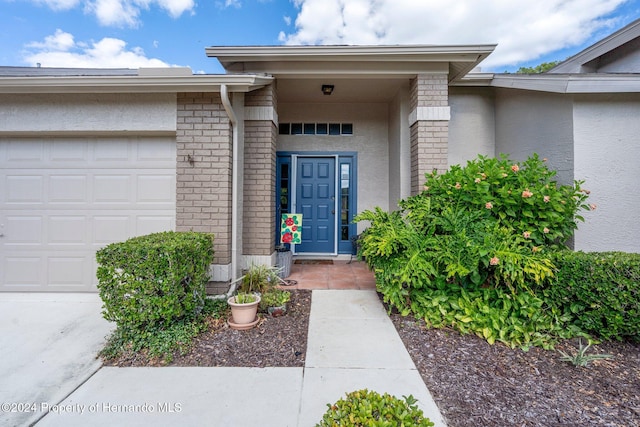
xmin=240 ymin=263 xmax=281 ymax=295
xmin=227 ymin=292 xmax=261 ymax=329
xmin=260 ymin=289 xmax=291 ymax=317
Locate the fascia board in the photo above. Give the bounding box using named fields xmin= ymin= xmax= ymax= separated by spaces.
xmin=489 ymin=74 xmax=640 ymax=93
xmin=207 ymin=44 xmax=497 ymax=62
xmin=549 ymin=18 xmax=640 ymax=74
xmin=0 ymin=74 xmax=274 ymax=94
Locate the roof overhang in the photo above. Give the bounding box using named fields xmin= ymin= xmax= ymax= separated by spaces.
xmin=0 ymin=68 xmax=273 ymax=94
xmin=206 ymin=44 xmax=496 ymax=83
xmin=454 ymin=72 xmax=640 ymax=93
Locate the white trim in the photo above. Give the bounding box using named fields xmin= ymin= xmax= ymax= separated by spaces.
xmin=242 ymin=254 xmax=276 ymax=269
xmin=289 ymin=154 xmax=339 ymax=256
xmin=245 ymin=106 xmax=278 ymax=125
xmin=408 ymin=106 xmax=451 ymax=126
xmin=209 ymin=264 xmax=232 ymax=282
xmin=0 ymin=74 xmax=274 ymax=94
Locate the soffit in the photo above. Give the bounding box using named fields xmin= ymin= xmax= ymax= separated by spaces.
xmin=206 ymin=44 xmax=496 ymax=83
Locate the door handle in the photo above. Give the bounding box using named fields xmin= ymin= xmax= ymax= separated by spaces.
xmin=331 ymin=210 xmax=335 ymax=214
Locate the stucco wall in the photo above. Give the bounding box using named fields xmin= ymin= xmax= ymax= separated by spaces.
xmin=388 ymin=84 xmax=411 ymax=208
xmin=277 ymin=102 xmax=389 ymax=229
xmin=448 ymin=87 xmax=495 ymax=167
xmin=495 ymin=88 xmax=574 ymax=185
xmin=0 ymin=93 xmax=177 ymax=134
xmin=573 ymin=93 xmax=640 ymax=253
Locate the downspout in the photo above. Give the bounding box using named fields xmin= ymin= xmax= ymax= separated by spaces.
xmin=220 ymin=84 xmax=239 ymax=292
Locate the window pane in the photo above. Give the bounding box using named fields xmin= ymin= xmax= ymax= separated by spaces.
xmin=304 ymin=123 xmax=315 ymax=135
xmin=316 ymin=123 xmax=328 ymax=134
xmin=329 ymin=123 xmax=341 ymax=135
xmin=291 ymin=123 xmax=303 ymax=135
xmin=278 ymin=123 xmax=290 ymax=135
xmin=341 ymin=123 xmax=353 ymax=135
xmin=340 ymin=163 xmax=350 ymax=241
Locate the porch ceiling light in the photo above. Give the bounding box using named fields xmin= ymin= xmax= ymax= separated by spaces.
xmin=321 ymin=84 xmax=334 ymax=95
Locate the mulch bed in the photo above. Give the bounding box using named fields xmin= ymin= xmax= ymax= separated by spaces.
xmin=390 ymin=314 xmax=640 ymax=427
xmin=101 ymin=289 xmax=640 ymax=427
xmin=103 ymin=289 xmax=311 ymax=368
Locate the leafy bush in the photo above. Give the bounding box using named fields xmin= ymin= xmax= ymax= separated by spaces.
xmin=410 ymin=282 xmax=576 ymax=349
xmin=96 ymin=231 xmax=214 ymax=333
xmin=316 ymin=389 xmax=433 ymax=427
xmin=100 ymin=294 xmax=227 ymax=363
xmin=356 ymin=154 xmax=591 ymax=348
xmin=538 ymin=251 xmax=640 ymax=342
xmin=413 ymin=153 xmax=591 ymax=248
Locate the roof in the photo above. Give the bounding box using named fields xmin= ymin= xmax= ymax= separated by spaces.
xmin=0 ymin=67 xmax=273 ymax=94
xmin=549 ymin=18 xmax=640 ymax=74
xmin=206 ymin=44 xmax=496 ymax=83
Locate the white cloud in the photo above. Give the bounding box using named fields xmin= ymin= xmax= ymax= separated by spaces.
xmin=23 ymin=29 xmax=173 ymax=68
xmin=281 ymin=0 xmax=629 ymax=70
xmin=31 ymin=0 xmax=194 ymax=28
xmin=37 ymin=0 xmax=82 ymax=10
xmin=284 ymin=15 xmax=291 ymax=26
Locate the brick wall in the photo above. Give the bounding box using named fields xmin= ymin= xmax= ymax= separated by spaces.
xmin=243 ymin=86 xmax=277 ymax=256
xmin=410 ymin=74 xmax=450 ymax=195
xmin=176 ymin=92 xmax=232 ymax=264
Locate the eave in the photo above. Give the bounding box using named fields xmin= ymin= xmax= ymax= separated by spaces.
xmin=490 ymin=74 xmax=640 ymax=93
xmin=206 ymin=44 xmax=496 ymax=83
xmin=0 ymin=73 xmax=274 ymax=94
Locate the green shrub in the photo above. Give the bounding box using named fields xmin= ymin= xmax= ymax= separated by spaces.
xmin=96 ymin=231 xmax=214 ymax=332
xmin=410 ymin=283 xmax=576 ymax=349
xmin=316 ymin=389 xmax=433 ymax=427
xmin=538 ymin=251 xmax=640 ymax=342
xmin=412 ymin=153 xmax=591 ymax=248
xmin=355 ymin=153 xmax=592 ymax=349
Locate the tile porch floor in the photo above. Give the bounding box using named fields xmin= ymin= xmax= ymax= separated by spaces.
xmin=279 ymin=260 xmax=376 ymax=290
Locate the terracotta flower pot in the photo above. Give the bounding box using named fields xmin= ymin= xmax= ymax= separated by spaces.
xmin=228 ymin=295 xmax=261 ymax=325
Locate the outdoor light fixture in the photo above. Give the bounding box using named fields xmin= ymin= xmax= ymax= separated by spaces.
xmin=321 ymin=84 xmax=334 ymax=95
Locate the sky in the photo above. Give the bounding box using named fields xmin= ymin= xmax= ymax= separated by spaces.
xmin=1 ymin=0 xmax=639 ymax=74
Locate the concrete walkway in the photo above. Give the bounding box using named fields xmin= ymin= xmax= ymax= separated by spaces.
xmin=5 ymin=290 xmax=445 ymax=427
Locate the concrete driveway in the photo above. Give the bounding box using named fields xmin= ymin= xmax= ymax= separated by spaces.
xmin=0 ymin=293 xmax=113 ymax=427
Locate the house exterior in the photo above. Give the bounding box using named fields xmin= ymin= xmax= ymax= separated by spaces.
xmin=1 ymin=19 xmax=639 ymax=292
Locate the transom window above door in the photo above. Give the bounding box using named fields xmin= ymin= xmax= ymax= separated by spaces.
xmin=279 ymin=123 xmax=353 ymax=136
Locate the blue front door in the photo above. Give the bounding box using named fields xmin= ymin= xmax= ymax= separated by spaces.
xmin=296 ymin=157 xmax=336 ymax=253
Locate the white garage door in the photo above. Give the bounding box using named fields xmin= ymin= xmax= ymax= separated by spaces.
xmin=0 ymin=137 xmax=176 ymax=292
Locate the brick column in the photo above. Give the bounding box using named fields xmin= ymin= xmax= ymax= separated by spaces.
xmin=409 ymin=74 xmax=450 ymax=195
xmin=243 ymin=85 xmax=278 ymax=257
xmin=176 ymin=92 xmax=232 ymax=268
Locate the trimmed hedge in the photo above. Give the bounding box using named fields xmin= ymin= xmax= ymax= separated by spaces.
xmin=96 ymin=231 xmax=214 ymax=332
xmin=538 ymin=251 xmax=640 ymax=342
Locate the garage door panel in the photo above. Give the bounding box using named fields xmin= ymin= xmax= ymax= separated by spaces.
xmin=93 ymin=216 xmax=131 ymax=244
xmin=48 ymin=216 xmax=87 ymax=244
xmin=4 ymin=216 xmax=43 ymax=245
xmin=0 ymin=137 xmax=176 ymax=292
xmin=137 ymin=175 xmax=174 ymax=203
xmin=51 ymin=140 xmax=88 ymax=161
xmin=3 ymin=257 xmax=43 ymax=286
xmin=94 ymin=140 xmax=130 ymax=162
xmin=6 ymin=175 xmax=44 ymax=203
xmin=93 ymin=175 xmax=131 ymax=203
xmin=137 ymin=139 xmax=174 ymax=162
xmin=49 ymin=175 xmax=87 ymax=203
xmin=48 ymin=257 xmax=87 ymax=287
xmin=136 ymin=215 xmax=175 ymax=236
xmin=5 ymin=140 xmax=44 ymax=161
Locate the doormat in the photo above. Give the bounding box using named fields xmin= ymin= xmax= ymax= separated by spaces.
xmin=294 ymin=260 xmax=334 ymax=265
